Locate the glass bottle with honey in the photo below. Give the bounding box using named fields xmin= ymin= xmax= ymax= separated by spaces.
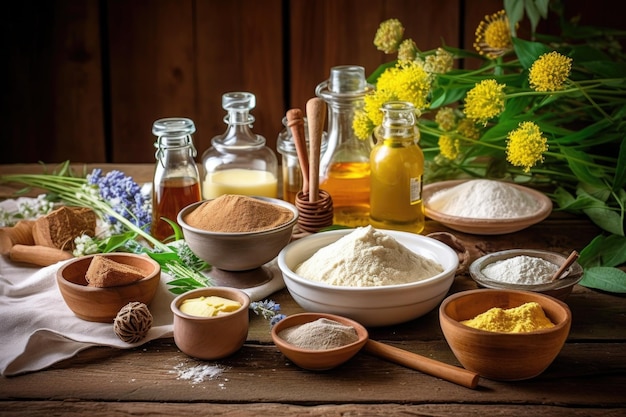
xmin=151 ymin=117 xmax=202 ymax=241
xmin=201 ymin=92 xmax=278 ymax=199
xmin=316 ymin=65 xmax=373 ymax=227
xmin=369 ymin=101 xmax=425 ymax=233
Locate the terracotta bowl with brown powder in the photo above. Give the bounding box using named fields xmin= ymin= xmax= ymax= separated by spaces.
xmin=177 ymin=195 xmax=298 ymax=272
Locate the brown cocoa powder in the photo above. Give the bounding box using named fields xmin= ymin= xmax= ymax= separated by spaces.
xmin=184 ymin=194 xmax=294 ymax=233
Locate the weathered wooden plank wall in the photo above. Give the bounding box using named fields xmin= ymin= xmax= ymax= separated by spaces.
xmin=1 ymin=0 xmax=621 ymax=165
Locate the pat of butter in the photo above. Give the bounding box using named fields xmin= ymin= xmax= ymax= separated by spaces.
xmin=180 ymin=295 xmax=242 ymax=317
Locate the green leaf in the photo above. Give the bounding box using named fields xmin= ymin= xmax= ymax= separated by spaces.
xmin=558 ymin=145 xmax=606 ymax=186
xmin=579 ymin=266 xmax=626 ymax=293
xmin=511 ymin=38 xmax=552 ymax=69
xmin=504 ymin=0 xmax=524 ymax=35
xmin=615 ymin=135 xmax=626 ymax=190
xmin=583 ymin=206 xmax=625 ymax=236
xmin=578 ymin=234 xmax=626 ymax=268
xmin=367 ymin=61 xmax=396 ymax=84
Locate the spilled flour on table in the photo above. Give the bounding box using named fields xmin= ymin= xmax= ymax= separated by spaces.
xmin=171 ymin=362 xmax=228 ymax=385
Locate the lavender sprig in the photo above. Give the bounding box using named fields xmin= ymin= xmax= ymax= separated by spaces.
xmin=250 ymin=300 xmax=286 ymax=328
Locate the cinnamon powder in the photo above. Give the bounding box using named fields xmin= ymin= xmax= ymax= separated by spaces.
xmin=184 ymin=194 xmax=294 ymax=232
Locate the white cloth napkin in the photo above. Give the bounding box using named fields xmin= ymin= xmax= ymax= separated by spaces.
xmin=0 ymin=197 xmax=286 ymax=376
xmin=0 ymin=252 xmax=285 ymax=377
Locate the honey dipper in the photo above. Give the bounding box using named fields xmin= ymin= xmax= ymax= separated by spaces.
xmin=289 ymin=99 xmax=334 ymax=234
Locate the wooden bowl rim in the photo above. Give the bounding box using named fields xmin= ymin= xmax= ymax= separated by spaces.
xmin=271 ymin=312 xmax=369 ymax=354
xmin=439 ymin=288 xmax=572 ymax=336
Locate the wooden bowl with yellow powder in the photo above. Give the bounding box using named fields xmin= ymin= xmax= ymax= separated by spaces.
xmin=439 ymin=289 xmax=571 ymax=381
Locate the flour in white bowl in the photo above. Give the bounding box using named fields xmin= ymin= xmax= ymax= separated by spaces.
xmin=427 ymin=179 xmax=539 ymax=219
xmin=295 ymin=226 xmax=444 ymax=287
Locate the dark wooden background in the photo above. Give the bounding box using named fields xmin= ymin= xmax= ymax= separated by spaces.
xmin=2 ymin=0 xmax=621 ymax=165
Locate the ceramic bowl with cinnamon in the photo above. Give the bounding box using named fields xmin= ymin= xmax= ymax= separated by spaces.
xmin=177 ymin=195 xmax=298 ymax=271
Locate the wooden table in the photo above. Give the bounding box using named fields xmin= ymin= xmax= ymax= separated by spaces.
xmin=1 ymin=164 xmax=625 ymax=416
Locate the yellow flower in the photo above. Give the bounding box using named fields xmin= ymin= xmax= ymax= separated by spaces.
xmin=397 ymin=39 xmax=418 ymax=62
xmin=438 ymin=135 xmax=460 ymax=160
xmin=377 ymin=61 xmax=431 ymax=110
xmin=474 ymin=10 xmax=514 ymax=59
xmin=456 ymin=118 xmax=481 ymax=139
xmin=463 ymin=79 xmax=506 ymax=125
xmin=353 ymin=110 xmax=376 ymax=140
xmin=363 ymin=89 xmax=395 ymax=131
xmin=424 ymin=48 xmax=454 ymax=74
xmin=435 ymin=107 xmax=456 ymax=131
xmin=529 ymin=51 xmax=573 ymax=92
xmin=506 ymin=121 xmax=548 ymax=172
xmin=374 ymin=19 xmax=404 ymax=54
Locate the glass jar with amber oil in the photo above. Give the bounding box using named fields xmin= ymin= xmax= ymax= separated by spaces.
xmin=316 ymin=65 xmax=373 ymax=227
xmin=201 ymin=92 xmax=278 ymax=199
xmin=369 ymin=101 xmax=425 ymax=233
xmin=152 ymin=117 xmax=202 ymax=241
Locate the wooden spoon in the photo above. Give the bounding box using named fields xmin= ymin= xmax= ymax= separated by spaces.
xmin=306 ymin=97 xmax=326 ymax=203
xmin=286 ymin=108 xmax=309 ymax=194
xmin=364 ymin=339 xmax=480 ymax=389
xmin=551 ymin=250 xmax=579 ymax=281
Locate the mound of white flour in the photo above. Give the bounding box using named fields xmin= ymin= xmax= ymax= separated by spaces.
xmin=427 ymin=179 xmax=539 ymax=219
xmin=295 ymin=226 xmax=444 ymax=287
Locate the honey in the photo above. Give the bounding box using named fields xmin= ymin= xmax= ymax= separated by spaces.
xmin=152 ymin=177 xmax=201 ymax=241
xmin=320 ymin=161 xmax=370 ymax=227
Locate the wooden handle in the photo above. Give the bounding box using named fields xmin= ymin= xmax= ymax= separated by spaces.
xmin=286 ymin=108 xmax=309 ymax=194
xmin=364 ymin=339 xmax=480 ymax=389
xmin=9 ymin=244 xmax=74 ymax=267
xmin=306 ymin=97 xmax=326 ymax=202
xmin=551 ymin=250 xmax=579 ymax=281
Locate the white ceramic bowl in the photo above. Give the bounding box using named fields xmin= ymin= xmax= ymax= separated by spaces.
xmin=423 ymin=180 xmax=552 ymax=235
xmin=277 ymin=228 xmax=459 ymax=327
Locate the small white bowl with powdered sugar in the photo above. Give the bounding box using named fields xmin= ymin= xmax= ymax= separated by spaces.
xmin=469 ymin=249 xmax=584 ymax=300
xmin=423 ymin=179 xmax=553 ymax=235
xmin=277 ymin=226 xmax=459 ymax=327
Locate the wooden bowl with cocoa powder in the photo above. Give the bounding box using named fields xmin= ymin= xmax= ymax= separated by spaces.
xmin=56 ymin=253 xmax=160 ymax=323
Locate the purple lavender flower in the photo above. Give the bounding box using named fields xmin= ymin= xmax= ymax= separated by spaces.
xmin=87 ymin=169 xmax=151 ymax=233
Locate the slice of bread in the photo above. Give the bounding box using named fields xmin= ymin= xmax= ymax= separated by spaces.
xmin=85 ymin=255 xmax=146 ymax=287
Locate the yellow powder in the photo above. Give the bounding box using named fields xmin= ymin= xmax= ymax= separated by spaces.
xmin=461 ymin=301 xmax=555 ymax=333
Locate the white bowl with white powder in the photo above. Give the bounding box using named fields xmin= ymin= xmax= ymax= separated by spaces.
xmin=277 ymin=227 xmax=459 ymax=327
xmin=423 ymin=179 xmax=553 ymax=235
xmin=469 ymin=249 xmax=584 ymax=300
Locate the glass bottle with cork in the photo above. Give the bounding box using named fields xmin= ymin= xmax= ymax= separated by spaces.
xmin=369 ymin=101 xmax=425 ymax=233
xmin=316 ymin=65 xmax=373 ymax=227
xmin=151 ymin=117 xmax=202 ymax=241
xmin=201 ymin=92 xmax=278 ymax=199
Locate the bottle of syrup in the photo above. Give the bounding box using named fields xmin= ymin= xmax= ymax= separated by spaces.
xmin=201 ymin=92 xmax=278 ymax=199
xmin=151 ymin=117 xmax=202 ymax=242
xmin=316 ymin=66 xmax=373 ymax=227
xmin=370 ymin=101 xmax=425 ymax=233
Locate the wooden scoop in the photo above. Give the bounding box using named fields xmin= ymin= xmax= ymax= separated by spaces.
xmin=551 ymin=250 xmax=579 ymax=281
xmin=364 ymin=339 xmax=480 ymax=389
xmin=306 ymin=97 xmax=326 ymax=203
xmin=286 ymin=108 xmax=309 ymax=194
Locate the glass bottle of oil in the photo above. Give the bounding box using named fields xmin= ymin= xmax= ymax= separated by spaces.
xmin=316 ymin=65 xmax=373 ymax=227
xmin=201 ymin=92 xmax=278 ymax=199
xmin=369 ymin=101 xmax=425 ymax=233
xmin=152 ymin=117 xmax=202 ymax=241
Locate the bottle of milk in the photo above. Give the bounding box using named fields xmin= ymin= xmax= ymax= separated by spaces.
xmin=201 ymin=92 xmax=278 ymax=199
